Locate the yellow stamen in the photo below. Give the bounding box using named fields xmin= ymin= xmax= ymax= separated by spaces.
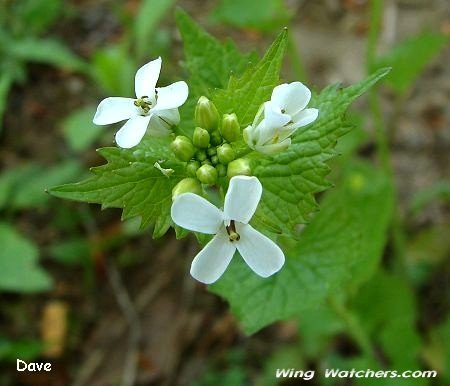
xmin=226 ymin=220 xmax=240 ymax=242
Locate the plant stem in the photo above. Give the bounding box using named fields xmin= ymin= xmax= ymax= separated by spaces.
xmin=367 ymin=0 xmax=390 ymax=172
xmin=287 ymin=33 xmax=307 ymax=81
xmin=329 ymin=296 xmax=376 ymax=360
xmin=369 ymin=91 xmax=391 ymax=173
xmin=366 ymin=0 xmax=383 ymax=71
xmin=367 ymin=0 xmax=407 ymax=271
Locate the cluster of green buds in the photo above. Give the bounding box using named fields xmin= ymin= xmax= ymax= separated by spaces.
xmin=171 ymin=96 xmax=251 ymax=198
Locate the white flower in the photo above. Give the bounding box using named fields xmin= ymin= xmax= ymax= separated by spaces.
xmin=243 ymin=82 xmax=319 ymax=155
xmin=243 ymin=101 xmax=292 ymax=155
xmin=93 ymin=57 xmax=189 ymax=148
xmin=171 ymin=176 xmax=285 ymax=284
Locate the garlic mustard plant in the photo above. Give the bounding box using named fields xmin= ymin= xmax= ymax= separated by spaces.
xmin=50 ymin=10 xmax=390 ymax=333
xmin=171 ymin=176 xmax=285 ymax=284
xmin=244 ymin=82 xmax=318 ymax=155
xmin=93 ymin=57 xmax=189 ymax=148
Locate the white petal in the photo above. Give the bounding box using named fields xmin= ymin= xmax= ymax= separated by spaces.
xmin=153 ymin=81 xmax=189 ymax=111
xmin=190 ymin=228 xmax=236 ymax=284
xmin=271 ymin=82 xmax=311 ymax=115
xmin=224 ymin=176 xmax=262 ymax=224
xmin=171 ymin=193 xmax=223 ymax=234
xmin=148 ymin=108 xmax=180 ymax=136
xmin=115 ymin=115 xmax=151 ymax=148
xmin=157 ymin=107 xmax=180 ymax=126
xmin=291 ymin=108 xmax=319 ymax=128
xmin=147 ymin=116 xmax=170 ymax=137
xmin=243 ymin=125 xmax=258 ymax=149
xmin=135 ymin=57 xmax=161 ymax=98
xmin=254 ymin=103 xmax=289 ymax=146
xmin=255 ymin=138 xmax=291 ymax=155
xmin=254 ymin=120 xmax=273 ymax=146
xmin=264 ymin=101 xmax=290 ymax=129
xmin=235 ymin=224 xmax=285 ymax=277
xmin=252 ymin=103 xmax=265 ymax=126
xmin=93 ymin=97 xmax=137 ymax=125
xmin=277 ymin=108 xmax=319 ymax=141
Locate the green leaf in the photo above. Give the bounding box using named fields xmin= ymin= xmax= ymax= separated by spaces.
xmin=406 ymin=223 xmax=450 ymax=285
xmin=49 ymin=238 xmax=90 ymax=266
xmin=372 ymin=32 xmax=448 ymax=95
xmin=211 ymin=160 xmax=392 ymax=334
xmin=263 ymin=345 xmax=305 ymax=386
xmin=0 ymin=164 xmax=38 ymax=208
xmin=211 ymin=0 xmax=292 ymax=32
xmin=175 ymin=9 xmax=256 ymax=138
xmin=191 ymin=349 xmax=248 ymax=386
xmin=354 ymin=270 xmax=422 ymax=371
xmin=409 ymin=180 xmax=450 ymax=216
xmin=134 ymin=0 xmax=176 ymax=60
xmin=340 ymin=161 xmax=394 ymax=289
xmin=9 ymin=37 xmax=88 ymax=73
xmin=62 ymin=105 xmax=104 ymax=152
xmin=176 ymin=9 xmax=255 ymax=96
xmin=91 ymin=43 xmax=136 ymax=96
xmin=334 ymin=112 xmax=369 ymax=157
xmin=252 ymin=68 xmax=391 ymax=238
xmin=0 ymin=338 xmax=43 ymax=361
xmin=14 ymin=0 xmax=63 ymax=35
xmin=424 ymin=317 xmax=450 ymax=382
xmin=297 ymin=305 xmax=346 ymax=359
xmin=0 ymin=223 xmax=52 ymax=293
xmin=48 ymin=137 xmax=185 ymax=238
xmin=212 ymin=29 xmax=288 ymax=127
xmin=210 ymin=180 xmax=359 ymax=334
xmin=0 ymin=161 xmax=82 ymax=210
xmin=0 ymin=72 xmax=14 ymax=133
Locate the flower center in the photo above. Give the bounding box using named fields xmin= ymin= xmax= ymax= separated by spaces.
xmin=271 ymin=133 xmax=280 ymax=144
xmin=226 ymin=220 xmax=240 ymax=242
xmin=134 ymin=96 xmax=153 ymax=115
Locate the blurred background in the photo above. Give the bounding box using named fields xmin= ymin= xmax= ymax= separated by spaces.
xmin=0 ymin=0 xmax=448 ymax=385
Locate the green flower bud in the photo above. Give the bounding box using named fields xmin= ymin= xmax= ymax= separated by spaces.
xmin=192 ymin=127 xmax=210 ymax=148
xmin=217 ymin=143 xmax=235 ymax=165
xmin=195 ymin=149 xmax=207 ymax=162
xmin=210 ymin=155 xmax=219 ymax=165
xmin=207 ymin=147 xmax=217 ymax=156
xmin=210 ymin=130 xmax=223 ymax=146
xmin=220 ymin=113 xmax=240 ymax=142
xmin=195 ymin=96 xmax=219 ymax=131
xmin=196 ymin=164 xmax=218 ymax=185
xmin=170 ymin=136 xmax=195 ymax=162
xmin=227 ymin=158 xmax=251 ymax=178
xmin=216 ymin=164 xmax=227 ymax=177
xmin=172 ymin=178 xmax=202 ymax=200
xmin=186 ymin=160 xmax=200 ymax=177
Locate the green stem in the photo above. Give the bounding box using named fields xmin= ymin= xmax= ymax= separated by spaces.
xmin=367 ymin=0 xmax=407 ymax=271
xmin=287 ymin=33 xmax=307 ymax=81
xmin=329 ymin=297 xmax=376 ymax=360
xmin=366 ymin=0 xmax=383 ymax=71
xmin=367 ymin=0 xmax=389 ymax=172
xmin=369 ymin=90 xmax=391 ymax=173
xmin=370 ymin=93 xmax=407 ymax=269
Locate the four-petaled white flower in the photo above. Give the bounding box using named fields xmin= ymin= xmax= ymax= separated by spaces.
xmin=244 ymin=82 xmax=319 ymax=155
xmin=171 ymin=176 xmax=285 ymax=284
xmin=93 ymin=57 xmax=189 ymax=148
